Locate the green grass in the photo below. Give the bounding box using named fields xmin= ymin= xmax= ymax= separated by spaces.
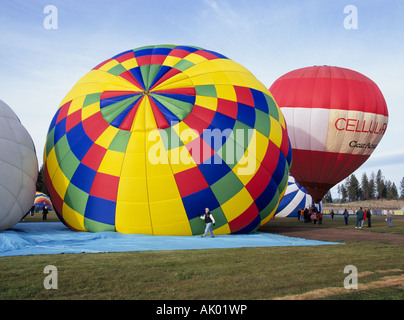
xmin=2 ymin=215 xmax=403 ymax=300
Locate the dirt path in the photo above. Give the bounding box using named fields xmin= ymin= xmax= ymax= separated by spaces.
xmin=263 ymin=227 xmax=404 ymax=244
xmin=273 ymin=271 xmax=404 ymax=300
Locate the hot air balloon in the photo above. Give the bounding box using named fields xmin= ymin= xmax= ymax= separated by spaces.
xmin=0 ymin=99 xmax=38 ymax=230
xmin=43 ymin=44 xmax=292 ymax=235
xmin=275 ymin=175 xmax=322 ymax=217
xmin=270 ymin=66 xmax=388 ymax=202
xmin=34 ymin=192 xmax=53 ymax=211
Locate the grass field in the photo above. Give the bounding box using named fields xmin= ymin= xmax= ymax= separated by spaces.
xmin=1 ymin=214 xmax=403 ymax=300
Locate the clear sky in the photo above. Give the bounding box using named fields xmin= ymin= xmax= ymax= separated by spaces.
xmin=1 ymin=0 xmax=403 ymax=197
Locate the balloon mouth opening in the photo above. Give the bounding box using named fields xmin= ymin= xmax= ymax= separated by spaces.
xmin=143 ymin=90 xmax=150 ymax=95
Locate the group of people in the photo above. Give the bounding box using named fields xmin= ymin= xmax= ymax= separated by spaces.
xmin=28 ymin=204 xmax=49 ymax=220
xmin=296 ymin=206 xmax=391 ymax=229
xmin=297 ymin=207 xmax=323 ymax=224
xmin=199 ymin=205 xmax=395 ymax=238
xmin=354 ymin=207 xmax=372 ymax=228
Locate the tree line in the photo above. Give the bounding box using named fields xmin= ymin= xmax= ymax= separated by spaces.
xmin=326 ymin=169 xmax=404 ymax=202
xmin=36 ymin=165 xmax=48 ymax=195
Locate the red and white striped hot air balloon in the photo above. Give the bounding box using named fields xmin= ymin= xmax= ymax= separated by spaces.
xmin=270 ymin=66 xmax=388 ymax=203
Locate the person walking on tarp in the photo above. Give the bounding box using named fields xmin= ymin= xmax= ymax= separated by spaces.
xmin=200 ymin=208 xmax=215 ymax=238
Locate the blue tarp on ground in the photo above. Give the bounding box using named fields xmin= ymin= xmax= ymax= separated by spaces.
xmin=0 ymin=222 xmax=342 ymax=257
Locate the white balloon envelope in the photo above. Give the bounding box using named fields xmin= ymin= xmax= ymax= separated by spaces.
xmin=0 ymin=99 xmax=38 ymax=230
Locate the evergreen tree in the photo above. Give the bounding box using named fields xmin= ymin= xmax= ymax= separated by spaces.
xmin=347 ymin=174 xmax=360 ymax=201
xmin=340 ymin=184 xmax=348 ymax=203
xmin=385 ymin=180 xmax=392 ymax=199
xmin=375 ymin=169 xmax=385 ymax=199
xmin=386 ymin=181 xmax=398 ymax=200
xmin=400 ymin=177 xmax=404 ymax=199
xmin=391 ymin=182 xmax=399 ymax=199
xmin=36 ymin=165 xmax=48 ymax=195
xmin=380 ymin=183 xmax=388 ymax=199
xmin=369 ymin=172 xmax=376 ymax=200
xmin=361 ymin=172 xmax=370 ymax=200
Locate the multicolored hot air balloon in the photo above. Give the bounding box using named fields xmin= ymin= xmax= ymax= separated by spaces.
xmin=34 ymin=192 xmax=53 ymax=211
xmin=270 ymin=66 xmax=388 ymax=202
xmin=0 ymin=99 xmax=38 ymax=230
xmin=44 ymin=44 xmax=292 ymax=235
xmin=275 ymin=175 xmax=322 ymax=217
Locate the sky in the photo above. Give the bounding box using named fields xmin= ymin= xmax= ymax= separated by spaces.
xmin=1 ymin=0 xmax=403 ymax=198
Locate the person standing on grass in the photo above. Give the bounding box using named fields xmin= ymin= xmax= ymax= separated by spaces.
xmin=300 ymin=208 xmax=304 ymax=222
xmin=343 ymin=208 xmax=349 ymax=225
xmin=304 ymin=207 xmax=309 ymax=223
xmin=312 ymin=209 xmax=317 ymax=225
xmin=366 ymin=208 xmax=372 ymax=227
xmin=386 ymin=210 xmax=393 ymax=228
xmin=318 ymin=211 xmax=323 ymax=225
xmin=42 ymin=205 xmax=49 ymax=221
xmin=355 ymin=207 xmax=364 ymax=229
xmin=200 ymin=208 xmax=215 ymax=238
xmin=361 ymin=209 xmax=367 ymax=228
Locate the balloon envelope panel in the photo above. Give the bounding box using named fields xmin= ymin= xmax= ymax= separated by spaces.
xmin=275 ymin=175 xmax=322 ymax=217
xmin=0 ymin=100 xmax=38 ymax=230
xmin=34 ymin=192 xmax=53 ymax=211
xmin=44 ymin=44 xmax=292 ymax=235
xmin=270 ymin=66 xmax=388 ymax=202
